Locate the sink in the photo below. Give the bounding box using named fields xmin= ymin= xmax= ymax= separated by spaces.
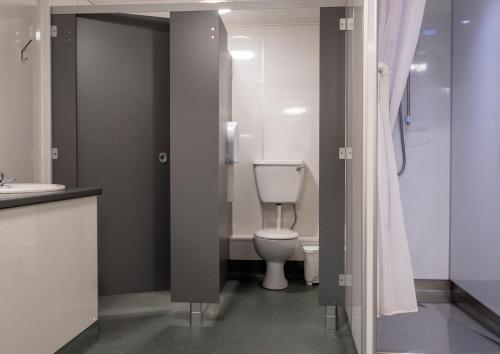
xmin=0 ymin=183 xmax=66 ymax=194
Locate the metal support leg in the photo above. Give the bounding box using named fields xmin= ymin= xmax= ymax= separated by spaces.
xmin=326 ymin=305 xmax=337 ymax=330
xmin=190 ymin=302 xmax=203 ymax=327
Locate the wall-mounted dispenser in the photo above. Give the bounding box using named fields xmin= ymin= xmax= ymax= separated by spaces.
xmin=225 ymin=122 xmax=239 ymax=164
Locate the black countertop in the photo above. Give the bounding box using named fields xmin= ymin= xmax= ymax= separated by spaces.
xmin=0 ymin=187 xmax=102 ymax=210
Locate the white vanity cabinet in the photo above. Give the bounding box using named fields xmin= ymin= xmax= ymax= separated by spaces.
xmin=0 ymin=192 xmax=99 ymax=354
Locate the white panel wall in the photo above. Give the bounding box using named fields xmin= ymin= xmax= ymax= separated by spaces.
xmin=0 ymin=0 xmax=50 ymax=183
xmin=228 ymin=22 xmax=319 ymax=256
xmin=0 ymin=7 xmax=35 ymax=182
xmin=395 ymin=0 xmax=451 ymax=280
xmin=451 ymin=0 xmax=500 ymax=316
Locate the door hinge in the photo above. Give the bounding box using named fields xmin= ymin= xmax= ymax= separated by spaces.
xmin=339 ymin=274 xmax=352 ymax=287
xmin=346 ymin=274 xmax=352 ymax=287
xmin=51 ymin=148 xmax=58 ymax=160
xmin=338 ymin=147 xmax=353 ymax=160
xmin=339 ymin=18 xmax=354 ymax=31
xmin=339 ymin=274 xmax=346 ymax=286
xmin=51 ymin=25 xmax=57 ymax=38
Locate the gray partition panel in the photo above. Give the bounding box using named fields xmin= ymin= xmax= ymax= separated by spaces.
xmin=51 ymin=15 xmax=77 ymax=187
xmin=170 ymin=11 xmax=230 ymax=303
xmin=319 ymin=7 xmax=346 ymax=306
xmin=218 ymin=17 xmax=231 ymax=290
xmin=76 ymin=14 xmax=170 ymax=295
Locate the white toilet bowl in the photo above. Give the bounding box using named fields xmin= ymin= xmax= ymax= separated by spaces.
xmin=253 ymin=228 xmax=299 ymax=290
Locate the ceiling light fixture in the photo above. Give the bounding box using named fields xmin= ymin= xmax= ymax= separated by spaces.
xmin=410 ymin=63 xmax=428 ymax=73
xmin=283 ymin=107 xmax=307 ymax=115
xmin=218 ymin=8 xmax=232 ymax=15
xmin=199 ymin=0 xmax=230 ymax=3
xmin=230 ymin=50 xmax=255 ymax=60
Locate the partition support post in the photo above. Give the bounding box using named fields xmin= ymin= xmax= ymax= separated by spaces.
xmin=190 ymin=302 xmax=203 ymax=327
xmin=326 ymin=305 xmax=337 ymax=330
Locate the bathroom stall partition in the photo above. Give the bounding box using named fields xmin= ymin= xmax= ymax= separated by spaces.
xmin=170 ymin=11 xmax=232 ymax=305
xmin=52 ymin=8 xmax=232 ymax=305
xmin=319 ymin=5 xmax=367 ymax=351
xmin=319 ymin=6 xmax=347 ymax=322
xmin=51 ymin=14 xmax=171 ymax=295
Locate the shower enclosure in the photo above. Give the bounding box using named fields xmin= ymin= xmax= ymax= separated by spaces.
xmin=378 ymin=0 xmax=500 ymax=352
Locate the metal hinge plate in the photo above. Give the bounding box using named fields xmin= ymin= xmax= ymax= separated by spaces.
xmin=339 ymin=147 xmax=346 ymax=159
xmin=51 ymin=25 xmax=57 ymax=38
xmin=339 ymin=18 xmax=354 ymax=31
xmin=346 ymin=147 xmax=353 ymax=160
xmin=346 ymin=274 xmax=352 ymax=287
xmin=339 ymin=147 xmax=353 ymax=160
xmin=339 ymin=274 xmax=353 ymax=287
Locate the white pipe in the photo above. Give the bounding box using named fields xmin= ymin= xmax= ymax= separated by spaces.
xmin=276 ymin=204 xmax=282 ymax=230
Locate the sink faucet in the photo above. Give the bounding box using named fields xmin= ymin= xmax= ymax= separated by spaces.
xmin=0 ymin=172 xmax=15 ymax=186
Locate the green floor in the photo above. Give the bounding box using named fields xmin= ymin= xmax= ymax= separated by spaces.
xmin=57 ymin=280 xmax=357 ymax=354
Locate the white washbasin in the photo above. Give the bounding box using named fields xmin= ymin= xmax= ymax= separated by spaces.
xmin=0 ymin=183 xmax=66 ymax=194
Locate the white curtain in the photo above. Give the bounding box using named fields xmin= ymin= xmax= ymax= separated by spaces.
xmin=377 ymin=0 xmax=426 ymax=316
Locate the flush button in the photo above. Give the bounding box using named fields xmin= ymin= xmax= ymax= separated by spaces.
xmin=158 ymin=152 xmax=168 ymax=164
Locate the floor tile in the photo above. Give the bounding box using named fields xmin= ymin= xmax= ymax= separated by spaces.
xmin=377 ymin=303 xmax=500 ymax=354
xmin=57 ymin=280 xmax=357 ymax=354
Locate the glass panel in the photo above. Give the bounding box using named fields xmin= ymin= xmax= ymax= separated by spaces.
xmin=450 ymin=0 xmax=500 ymax=316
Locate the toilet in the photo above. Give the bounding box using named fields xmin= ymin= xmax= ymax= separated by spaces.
xmin=253 ymin=160 xmax=305 ymax=290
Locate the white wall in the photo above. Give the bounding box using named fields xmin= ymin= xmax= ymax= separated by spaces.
xmin=0 ymin=7 xmax=35 ymax=182
xmin=0 ymin=0 xmax=50 ymax=183
xmin=395 ymin=0 xmax=451 ymax=280
xmin=228 ymin=22 xmax=319 ymax=244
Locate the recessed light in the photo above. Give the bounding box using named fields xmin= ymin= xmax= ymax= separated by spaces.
xmin=283 ymin=107 xmax=307 ymax=115
xmin=230 ymin=35 xmax=252 ymax=40
xmin=422 ymin=28 xmax=438 ymax=37
xmin=230 ymin=50 xmax=255 ymax=60
xmin=410 ymin=63 xmax=428 ymax=73
xmin=218 ymin=8 xmax=231 ymax=15
xmin=461 ymin=19 xmax=470 ymax=24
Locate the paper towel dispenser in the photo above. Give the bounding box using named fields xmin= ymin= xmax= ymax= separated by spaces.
xmin=225 ymin=122 xmax=239 ymax=164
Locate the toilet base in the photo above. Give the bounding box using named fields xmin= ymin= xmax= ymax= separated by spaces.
xmin=262 ymin=261 xmax=288 ymax=290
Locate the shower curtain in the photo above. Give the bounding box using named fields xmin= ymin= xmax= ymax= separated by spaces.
xmin=377 ymin=0 xmax=426 ymax=316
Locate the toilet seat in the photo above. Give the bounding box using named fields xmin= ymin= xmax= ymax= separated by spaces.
xmin=254 ymin=228 xmax=299 ymax=240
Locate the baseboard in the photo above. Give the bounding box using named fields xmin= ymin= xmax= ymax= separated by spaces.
xmin=451 ymin=281 xmax=500 ymax=337
xmin=414 ymin=279 xmax=451 ymax=303
xmin=229 ymin=260 xmax=305 ymax=281
xmin=228 ymin=268 xmax=452 ymax=299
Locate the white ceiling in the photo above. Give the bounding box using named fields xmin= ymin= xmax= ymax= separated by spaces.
xmin=53 ymin=0 xmax=345 ymax=12
xmin=130 ymin=7 xmax=320 ymax=26
xmin=0 ymin=0 xmax=37 ymax=7
xmin=89 ymin=0 xmax=331 ymax=4
xmin=221 ymin=8 xmax=320 ymax=27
